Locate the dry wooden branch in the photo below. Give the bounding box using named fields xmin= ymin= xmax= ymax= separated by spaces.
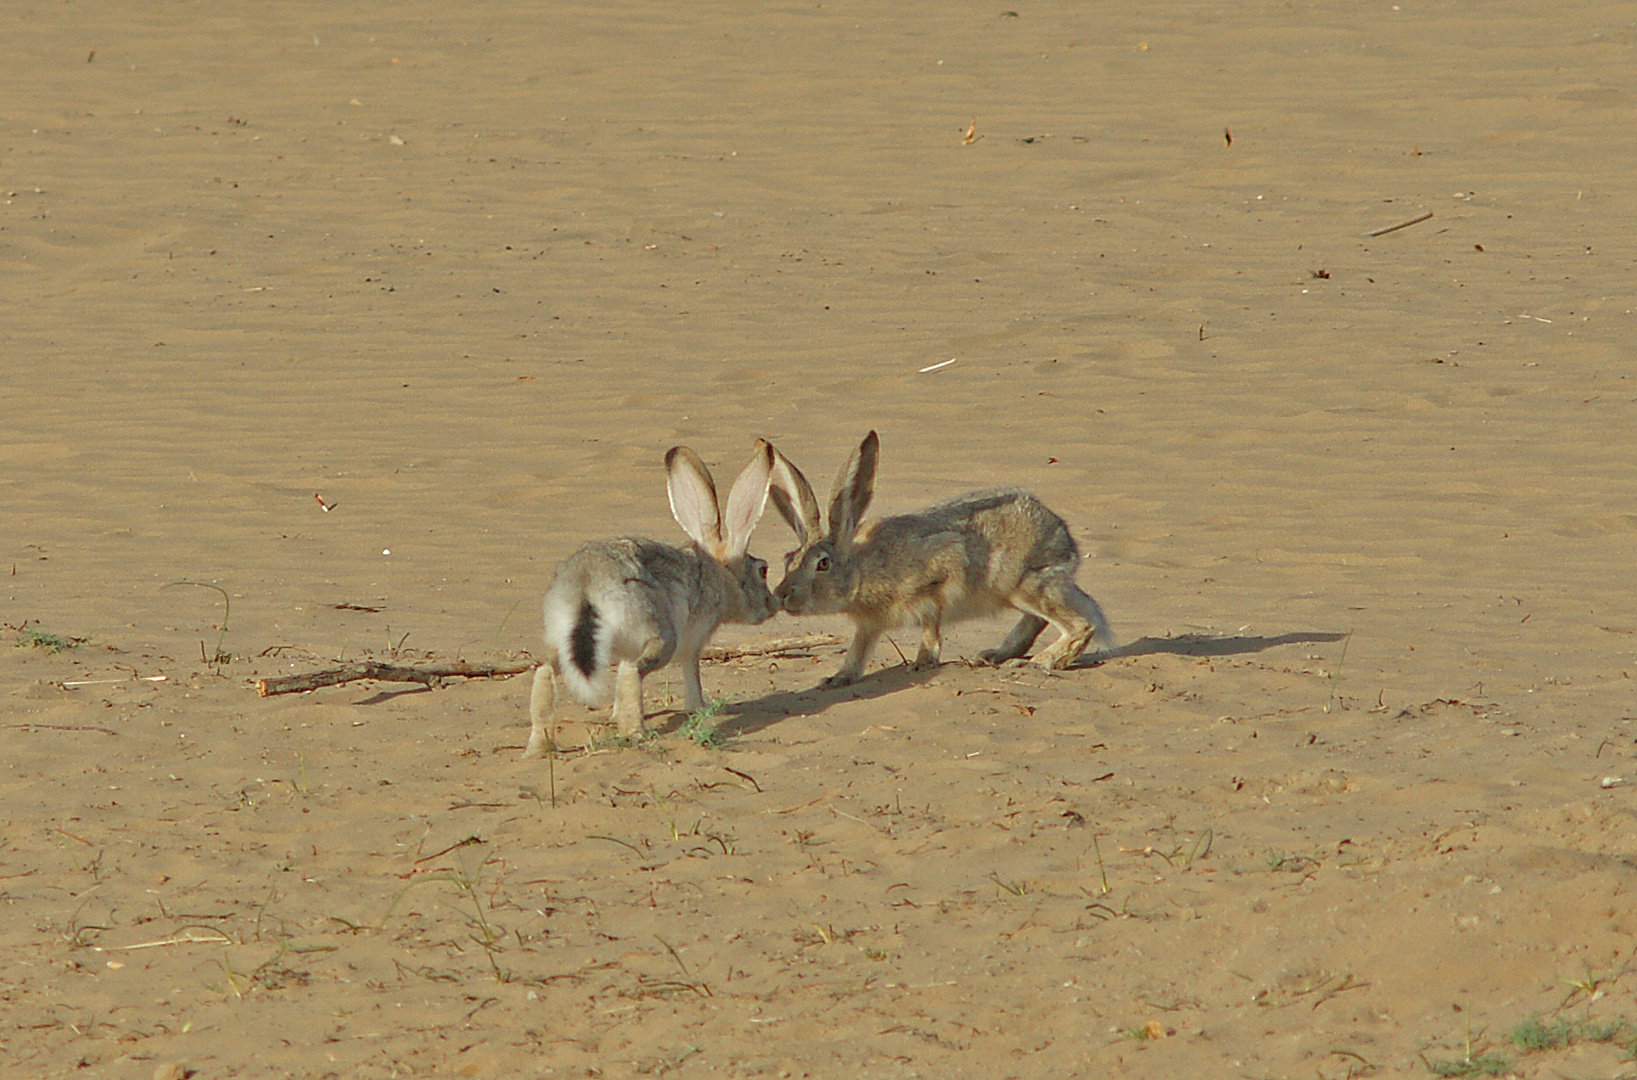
xmin=1368 ymin=210 xmax=1433 ymax=237
xmin=255 ymin=659 xmax=535 ymax=697
xmin=700 ymin=633 xmax=843 ymax=662
xmin=254 ymin=634 xmax=839 ymax=697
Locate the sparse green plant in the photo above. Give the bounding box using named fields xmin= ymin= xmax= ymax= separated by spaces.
xmin=638 ymin=935 xmax=711 ymax=998
xmin=592 ymin=727 xmax=662 ymax=752
xmin=163 ymin=580 xmax=232 ymax=664
xmin=434 ymin=842 xmax=513 ymax=983
xmin=52 ymin=827 xmax=104 ymax=880
xmin=493 ymin=597 xmax=524 ymax=650
xmin=1180 ymin=826 xmax=1213 ymax=868
xmin=1560 ymin=971 xmax=1604 ymax=1006
xmin=1584 ymin=1017 xmax=1632 ymax=1044
xmin=1506 ymin=1014 xmax=1635 ymax=1053
xmin=1506 ymin=1016 xmax=1577 ymax=1051
xmin=679 ymin=699 xmax=727 ymax=747
xmin=218 ymin=949 xmax=249 ymax=1000
xmin=1091 ymin=834 xmax=1111 ymax=894
xmin=1264 ymin=852 xmax=1320 ymax=874
xmin=1324 ymin=630 xmax=1353 ymax=713
xmin=14 ymin=624 xmax=86 ymax=652
xmin=1424 ymin=1007 xmax=1510 ymax=1078
xmin=1151 ymin=815 xmax=1213 ymax=868
xmin=1421 ymin=1052 xmax=1510 ymax=1077
xmin=290 ymin=755 xmax=313 ymax=798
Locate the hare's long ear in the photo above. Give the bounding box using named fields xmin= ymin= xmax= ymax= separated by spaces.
xmin=720 ymin=440 xmax=774 ymax=559
xmin=765 ymin=441 xmax=821 ymax=547
xmin=666 ymin=446 xmax=724 ymax=553
xmin=826 ymin=430 xmax=878 ymax=545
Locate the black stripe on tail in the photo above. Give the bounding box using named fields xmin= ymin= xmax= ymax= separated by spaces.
xmin=569 ymin=600 xmax=600 ymax=679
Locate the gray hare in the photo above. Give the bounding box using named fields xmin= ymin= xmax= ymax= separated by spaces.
xmin=767 ymin=431 xmax=1112 ymax=687
xmin=525 ymin=441 xmax=777 ymax=756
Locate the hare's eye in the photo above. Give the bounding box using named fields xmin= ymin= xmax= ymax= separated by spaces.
xmin=815 ymin=555 xmax=831 ymax=573
xmin=757 ymin=563 xmax=768 ymax=580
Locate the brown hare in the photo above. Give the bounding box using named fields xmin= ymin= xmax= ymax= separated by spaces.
xmin=766 ymin=431 xmax=1113 ymax=688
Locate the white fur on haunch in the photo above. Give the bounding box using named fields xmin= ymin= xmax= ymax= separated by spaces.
xmin=541 ymin=576 xmax=618 ymax=707
xmin=524 ymin=442 xmax=777 ymax=758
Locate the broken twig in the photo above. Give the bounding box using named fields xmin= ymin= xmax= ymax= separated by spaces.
xmin=1368 ymin=210 xmax=1433 ymax=237
xmin=700 ymin=633 xmax=842 ymax=662
xmin=256 ymin=659 xmax=535 ymax=697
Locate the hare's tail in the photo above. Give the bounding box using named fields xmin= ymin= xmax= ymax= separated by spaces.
xmin=543 ymin=590 xmax=616 ymax=705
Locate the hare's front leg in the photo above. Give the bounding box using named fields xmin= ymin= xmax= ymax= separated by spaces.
xmin=673 ymin=624 xmax=712 ymax=715
xmin=677 ymin=650 xmax=707 ymax=715
xmin=822 ymin=622 xmax=882 ymax=688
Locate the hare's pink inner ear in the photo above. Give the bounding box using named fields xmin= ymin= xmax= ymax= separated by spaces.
xmin=666 ymin=446 xmax=724 ymax=551
xmin=766 ymin=442 xmax=820 ymax=546
xmin=722 ymin=440 xmax=775 ymax=559
xmin=827 ymin=429 xmax=878 ymax=545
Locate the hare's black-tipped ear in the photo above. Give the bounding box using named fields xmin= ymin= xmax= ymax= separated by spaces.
xmin=827 ymin=430 xmax=878 ymax=545
xmin=720 ymin=440 xmax=774 ymax=559
xmin=765 ymin=441 xmax=821 ymax=546
xmin=666 ymin=446 xmax=724 ymax=552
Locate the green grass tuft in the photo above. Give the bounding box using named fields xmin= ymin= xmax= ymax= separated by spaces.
xmin=15 ymin=627 xmax=85 ymax=652
xmin=679 ymin=700 xmax=727 ymax=748
xmin=1507 ymin=1016 xmax=1577 ymax=1052
xmin=1423 ymin=1052 xmax=1511 ymax=1077
xmin=1505 ymin=1014 xmax=1635 ymax=1053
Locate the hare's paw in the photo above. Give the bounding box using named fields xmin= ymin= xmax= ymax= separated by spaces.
xmin=1032 ymin=627 xmax=1100 ymax=670
xmin=818 ymin=670 xmax=860 ymax=690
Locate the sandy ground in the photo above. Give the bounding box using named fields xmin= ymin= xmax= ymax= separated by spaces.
xmin=6 ymin=1 xmax=1637 ymax=1076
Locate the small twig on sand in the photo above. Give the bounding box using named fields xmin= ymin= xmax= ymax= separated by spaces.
xmin=1368 ymin=210 xmax=1433 ymax=237
xmin=89 ymin=928 xmax=234 ymax=951
xmin=700 ymin=633 xmax=842 ymax=662
xmin=256 ymin=659 xmax=535 ymax=697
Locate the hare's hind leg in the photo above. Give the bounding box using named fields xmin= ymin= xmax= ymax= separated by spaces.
xmin=979 ymin=613 xmax=1048 ymax=665
xmin=913 ymin=613 xmax=943 ymax=670
xmin=610 ymin=634 xmax=670 ymax=736
xmin=610 ymin=661 xmax=646 ymax=735
xmin=525 ymin=663 xmax=558 ymax=759
xmin=1013 ymin=571 xmax=1112 ymax=670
